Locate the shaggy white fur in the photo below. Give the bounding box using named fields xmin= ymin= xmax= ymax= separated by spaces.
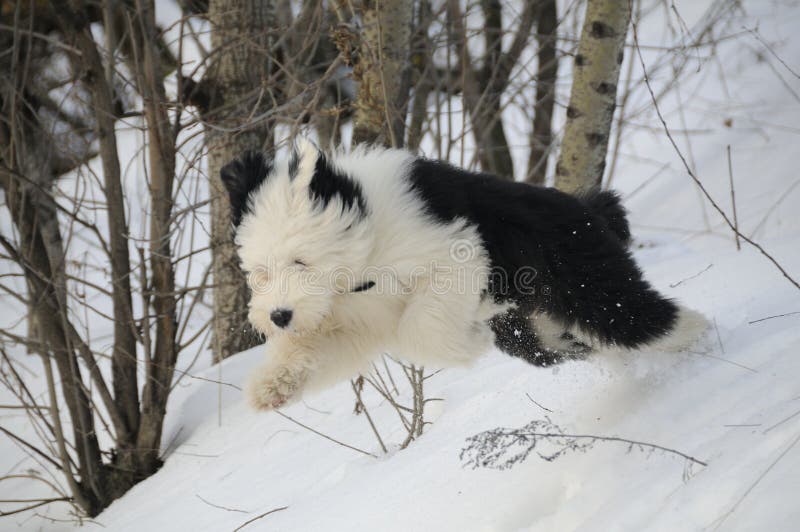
xmin=236 ymin=139 xmax=508 ymax=409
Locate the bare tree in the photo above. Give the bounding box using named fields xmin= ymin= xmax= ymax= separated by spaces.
xmin=556 ymin=0 xmax=631 ymax=193
xmin=0 ymin=0 xmax=207 ymax=515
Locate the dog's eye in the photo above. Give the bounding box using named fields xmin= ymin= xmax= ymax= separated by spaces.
xmin=293 ymin=259 xmax=307 ymax=268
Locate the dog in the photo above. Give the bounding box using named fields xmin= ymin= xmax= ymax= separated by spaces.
xmin=219 ymin=138 xmax=708 ymax=410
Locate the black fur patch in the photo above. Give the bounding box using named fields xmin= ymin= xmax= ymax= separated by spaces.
xmin=288 ymin=148 xmax=300 ymax=180
xmin=489 ymin=307 xmax=565 ymax=367
xmin=579 ymin=188 xmax=630 ymax=246
xmin=351 ymin=280 xmax=376 ymax=293
xmin=309 ymin=154 xmax=368 ymax=217
xmin=219 ymin=151 xmax=273 ymax=227
xmin=407 ymin=158 xmax=678 ymax=363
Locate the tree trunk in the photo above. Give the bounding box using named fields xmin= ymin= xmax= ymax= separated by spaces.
xmin=555 ymin=0 xmax=631 ymax=193
xmin=446 ymin=0 xmax=536 ymax=179
xmin=351 ymin=0 xmax=413 ymax=147
xmin=407 ymin=0 xmax=434 ymax=153
xmin=474 ymin=0 xmax=514 ymax=178
xmin=129 ymin=0 xmax=179 ymax=474
xmin=205 ymin=0 xmax=275 ymax=361
xmin=525 ymin=0 xmax=558 ymax=185
xmin=64 ymin=3 xmax=140 ymax=446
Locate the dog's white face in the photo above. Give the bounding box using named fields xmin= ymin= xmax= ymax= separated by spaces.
xmin=223 ymin=139 xmax=374 ymax=337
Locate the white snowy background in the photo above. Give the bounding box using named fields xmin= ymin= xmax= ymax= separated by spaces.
xmin=2 ymin=0 xmax=800 ymax=530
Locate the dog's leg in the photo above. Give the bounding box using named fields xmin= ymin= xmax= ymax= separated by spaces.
xmin=529 ymin=311 xmax=593 ymax=356
xmin=490 ymin=307 xmax=579 ymax=366
xmin=640 ymin=305 xmax=709 ymax=352
xmin=246 ymin=330 xmax=382 ymax=411
xmin=245 ymin=334 xmax=316 ymax=411
xmin=396 ymin=287 xmax=503 ymax=367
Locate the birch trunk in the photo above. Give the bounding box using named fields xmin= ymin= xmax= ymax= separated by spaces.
xmin=555 ymin=0 xmax=631 ymax=193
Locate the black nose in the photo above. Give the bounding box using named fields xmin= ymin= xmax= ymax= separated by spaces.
xmin=270 ymin=309 xmax=293 ymax=328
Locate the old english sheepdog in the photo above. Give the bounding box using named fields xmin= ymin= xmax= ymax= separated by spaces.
xmin=220 ymin=138 xmax=708 ymax=410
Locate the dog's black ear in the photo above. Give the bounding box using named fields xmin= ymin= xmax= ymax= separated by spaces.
xmin=220 ymin=151 xmax=273 ymax=226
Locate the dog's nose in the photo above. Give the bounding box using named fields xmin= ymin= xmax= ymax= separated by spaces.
xmin=270 ymin=309 xmax=293 ymax=328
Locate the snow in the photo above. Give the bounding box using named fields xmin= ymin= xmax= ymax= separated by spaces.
xmin=83 ymin=236 xmax=800 ymax=532
xmin=3 ymin=0 xmax=800 ymax=530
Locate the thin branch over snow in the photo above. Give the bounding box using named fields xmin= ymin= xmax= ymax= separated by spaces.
xmin=461 ymin=418 xmax=707 ymax=471
xmin=274 ymin=411 xmax=377 ymax=458
xmin=232 ymin=505 xmax=289 ymax=532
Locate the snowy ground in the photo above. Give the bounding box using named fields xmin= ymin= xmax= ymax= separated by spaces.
xmin=83 ymin=246 xmax=800 ymax=532
xmin=3 ymin=0 xmax=800 ymax=530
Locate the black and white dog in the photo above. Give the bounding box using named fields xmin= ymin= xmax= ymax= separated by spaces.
xmin=220 ymin=138 xmax=707 ymax=410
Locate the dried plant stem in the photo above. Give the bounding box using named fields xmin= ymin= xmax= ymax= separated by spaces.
xmin=351 ymin=379 xmax=388 ymax=454
xmin=232 ymin=505 xmax=289 ymax=532
xmin=726 ymin=145 xmax=741 ymax=251
xmin=274 ymin=411 xmax=376 ymax=459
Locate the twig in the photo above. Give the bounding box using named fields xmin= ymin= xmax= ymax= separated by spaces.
xmin=462 ymin=418 xmax=707 ymax=470
xmin=630 ymin=10 xmax=800 ymax=291
xmin=685 ymin=350 xmax=757 ymax=373
xmin=301 ymin=401 xmax=331 ymax=415
xmin=350 ymin=379 xmax=388 ymax=454
xmin=196 ymin=494 xmax=249 ymax=514
xmin=0 ymin=497 xmax=72 ymax=517
xmin=171 ymin=368 xmax=242 ymax=390
xmin=762 ymin=408 xmax=800 ymax=435
xmin=232 ymin=506 xmax=288 ymax=532
xmin=274 ymin=411 xmax=376 ymax=458
xmin=525 ymin=393 xmax=554 ymax=413
xmin=748 ymin=311 xmax=800 ymax=324
xmin=400 ymin=365 xmax=425 ymax=449
xmin=0 ymin=426 xmax=63 ymax=471
xmin=745 ymin=26 xmax=800 ymax=80
xmin=362 ymin=373 xmax=412 ymax=431
xmin=161 ymin=426 xmax=185 ymax=460
xmin=711 ymin=431 xmax=800 ymax=530
xmin=380 ymin=355 xmax=399 ymax=395
xmin=712 ymin=317 xmax=725 ymax=355
xmin=669 ymin=264 xmax=713 ymax=288
xmin=530 ymin=432 xmax=706 ymax=466
xmin=727 ymin=146 xmax=740 ymax=250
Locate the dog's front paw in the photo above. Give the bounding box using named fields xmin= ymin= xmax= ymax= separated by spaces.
xmin=245 ymin=365 xmax=306 ymax=411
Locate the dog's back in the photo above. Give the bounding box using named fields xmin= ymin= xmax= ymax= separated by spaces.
xmin=400 ymin=157 xmax=689 ymax=357
xmin=578 ymin=188 xmax=631 ymax=246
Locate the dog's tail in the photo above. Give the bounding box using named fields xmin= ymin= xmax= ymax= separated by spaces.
xmin=580 ymin=189 xmax=631 ymax=246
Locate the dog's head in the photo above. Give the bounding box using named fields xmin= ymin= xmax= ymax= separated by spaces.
xmin=220 ymin=138 xmax=374 ymax=337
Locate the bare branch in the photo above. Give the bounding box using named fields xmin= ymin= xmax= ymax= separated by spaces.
xmin=232 ymin=505 xmax=289 ymax=532
xmin=461 ymin=417 xmax=707 ymax=470
xmin=630 ymin=10 xmax=800 ymax=291
xmin=274 ymin=410 xmax=377 ymax=459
